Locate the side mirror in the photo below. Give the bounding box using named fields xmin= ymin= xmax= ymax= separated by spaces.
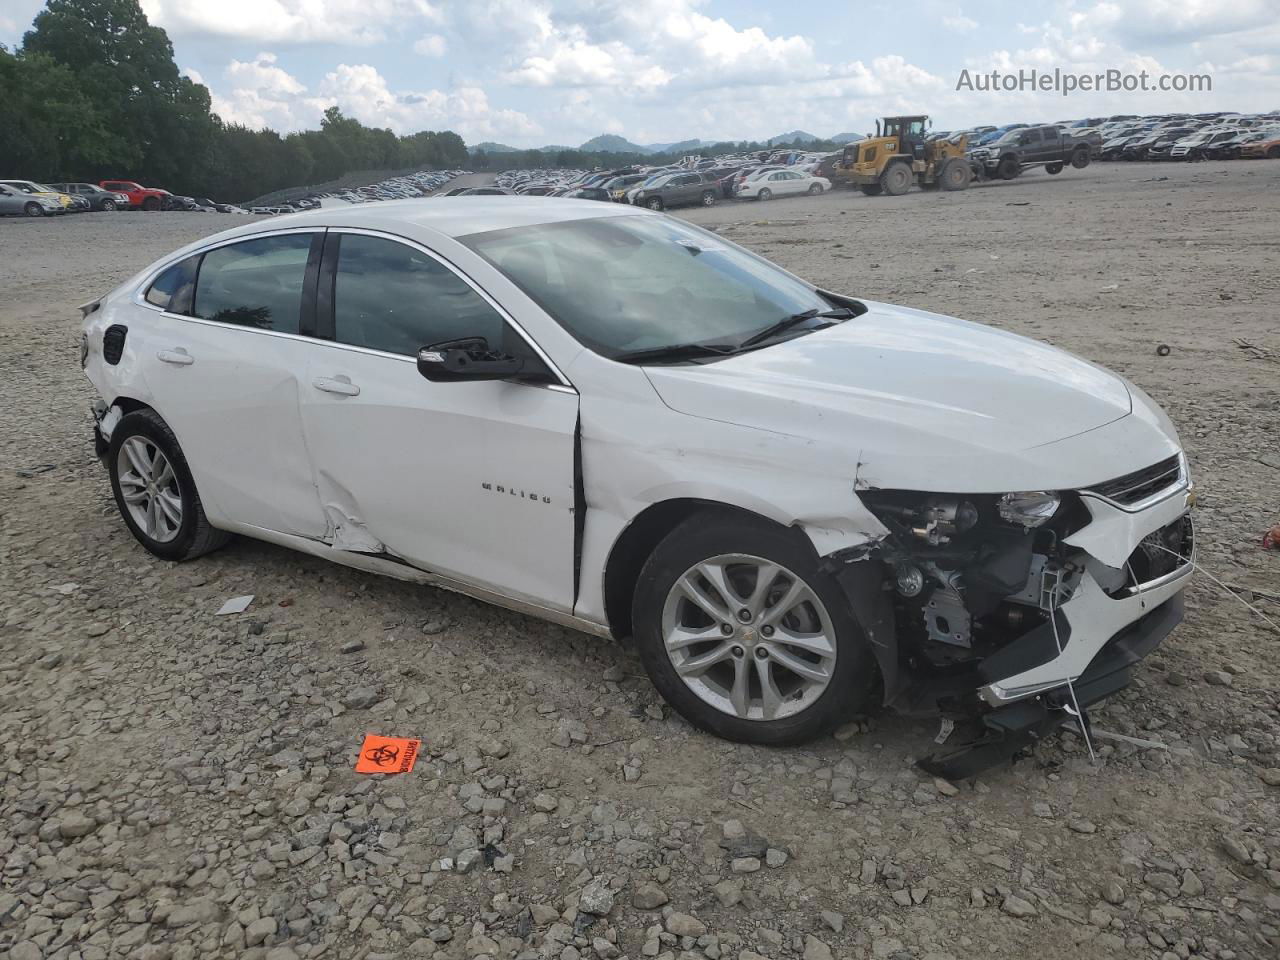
xmin=417 ymin=337 xmax=525 ymax=382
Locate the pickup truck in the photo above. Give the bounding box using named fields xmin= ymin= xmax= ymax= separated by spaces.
xmin=99 ymin=179 xmax=168 ymax=211
xmin=968 ymin=125 xmax=1091 ymax=180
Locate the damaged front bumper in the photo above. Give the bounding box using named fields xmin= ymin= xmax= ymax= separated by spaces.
xmin=845 ymin=458 xmax=1195 ymax=777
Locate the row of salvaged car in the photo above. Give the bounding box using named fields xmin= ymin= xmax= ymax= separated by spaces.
xmin=0 ymin=170 xmax=472 ymax=219
xmin=0 ymin=178 xmax=259 ymax=217
xmin=439 ymin=161 xmax=836 ymax=211
xmin=950 ymin=111 xmax=1280 ymax=163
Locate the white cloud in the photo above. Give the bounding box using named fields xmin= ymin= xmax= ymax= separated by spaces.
xmin=140 ymin=0 xmax=434 ymax=45
xmin=206 ymin=53 xmax=540 ymax=140
xmin=943 ymin=12 xmax=978 ymax=34
xmin=413 ymin=33 xmax=447 ymax=56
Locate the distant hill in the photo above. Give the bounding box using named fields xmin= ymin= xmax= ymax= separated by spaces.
xmin=767 ymin=130 xmax=819 ymax=146
xmin=830 ymin=131 xmax=865 ymax=144
xmin=579 ymin=133 xmax=653 ymax=154
xmin=646 ymin=138 xmax=705 ymax=153
xmin=471 ymin=141 xmax=519 ymax=153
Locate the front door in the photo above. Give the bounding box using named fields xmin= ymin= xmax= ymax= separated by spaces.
xmin=297 ymin=230 xmax=580 ymax=611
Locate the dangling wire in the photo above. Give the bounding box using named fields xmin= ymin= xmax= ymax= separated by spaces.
xmin=1047 ymin=574 xmax=1096 ymax=762
xmin=1147 ymin=542 xmax=1279 ymax=633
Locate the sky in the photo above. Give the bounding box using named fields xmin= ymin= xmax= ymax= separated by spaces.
xmin=2 ymin=0 xmax=1278 ymax=147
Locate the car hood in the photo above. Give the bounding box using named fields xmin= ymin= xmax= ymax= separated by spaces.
xmin=643 ymin=301 xmax=1141 ymax=487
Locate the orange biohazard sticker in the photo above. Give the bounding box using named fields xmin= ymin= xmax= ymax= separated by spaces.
xmin=355 ymin=734 xmax=421 ymax=774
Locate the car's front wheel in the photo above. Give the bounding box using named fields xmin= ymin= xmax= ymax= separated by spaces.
xmin=633 ymin=511 xmax=876 ymax=745
xmin=808 ymin=183 xmax=823 ymax=194
xmin=102 ymin=199 xmax=117 ymax=211
xmin=108 ymin=409 xmax=231 ymax=561
xmin=25 ymin=202 xmax=45 ymax=217
xmin=646 ymin=197 xmax=664 ymax=210
xmin=700 ymin=190 xmax=717 ymax=206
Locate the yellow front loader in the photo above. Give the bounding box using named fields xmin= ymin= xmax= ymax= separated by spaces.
xmin=835 ymin=116 xmax=972 ymax=196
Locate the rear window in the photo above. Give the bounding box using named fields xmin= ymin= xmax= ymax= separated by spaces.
xmin=145 ymin=257 xmax=199 ymax=313
xmin=192 ymin=234 xmax=314 ymax=333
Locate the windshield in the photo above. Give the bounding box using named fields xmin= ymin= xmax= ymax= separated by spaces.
xmin=463 ymin=215 xmax=834 ymax=360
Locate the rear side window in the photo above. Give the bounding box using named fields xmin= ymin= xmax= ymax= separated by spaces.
xmin=145 ymin=257 xmax=198 ymax=313
xmin=193 ymin=234 xmax=313 ymax=333
xmin=332 ymin=234 xmax=506 ymax=356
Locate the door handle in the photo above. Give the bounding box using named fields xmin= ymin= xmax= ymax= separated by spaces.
xmin=312 ymin=376 xmax=361 ymax=397
xmin=157 ymin=349 xmax=193 ymax=366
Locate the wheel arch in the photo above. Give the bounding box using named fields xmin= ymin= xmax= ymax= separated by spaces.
xmin=603 ymin=499 xmax=811 ymax=640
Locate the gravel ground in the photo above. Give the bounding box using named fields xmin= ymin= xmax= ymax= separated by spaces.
xmin=2 ymin=160 xmax=1278 ymax=960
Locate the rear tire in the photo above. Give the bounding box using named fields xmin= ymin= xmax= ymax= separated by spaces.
xmin=1268 ymin=146 xmax=1280 ymax=159
xmin=108 ymin=409 xmax=231 ymax=562
xmin=1070 ymin=148 xmax=1090 ymax=169
xmin=633 ymin=510 xmax=877 ymax=746
xmin=996 ymin=155 xmax=1020 ymax=180
xmin=757 ymin=188 xmax=772 ymax=201
xmin=879 ymin=162 xmax=913 ymax=196
xmin=142 ymin=196 xmax=161 ymax=211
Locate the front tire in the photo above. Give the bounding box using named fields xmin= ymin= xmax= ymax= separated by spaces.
xmin=1070 ymin=147 xmax=1090 ymax=169
xmin=700 ymin=190 xmax=717 ymax=206
xmin=142 ymin=196 xmax=161 ymax=211
xmin=25 ymin=202 xmax=44 ymax=217
xmin=102 ymin=199 xmax=117 ymax=211
xmin=633 ymin=511 xmax=876 ymax=745
xmin=645 ymin=197 xmax=664 ymax=210
xmin=996 ymin=155 xmax=1020 ymax=180
xmin=808 ymin=183 xmax=823 ymax=194
xmin=108 ymin=409 xmax=231 ymax=561
xmin=879 ymin=162 xmax=913 ymax=195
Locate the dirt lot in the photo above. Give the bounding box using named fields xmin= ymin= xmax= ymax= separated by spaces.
xmin=2 ymin=161 xmax=1278 ymax=960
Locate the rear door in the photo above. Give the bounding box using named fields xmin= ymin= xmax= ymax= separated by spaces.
xmin=296 ymin=230 xmax=580 ymax=611
xmin=137 ymin=230 xmax=330 ymax=538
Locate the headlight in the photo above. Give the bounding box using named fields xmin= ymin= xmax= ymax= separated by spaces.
xmin=998 ymin=491 xmax=1060 ymax=528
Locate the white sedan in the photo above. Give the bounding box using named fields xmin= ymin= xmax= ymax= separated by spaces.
xmin=81 ymin=198 xmax=1193 ymax=776
xmin=736 ymin=170 xmax=831 ymax=200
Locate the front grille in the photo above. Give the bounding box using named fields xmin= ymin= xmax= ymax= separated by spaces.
xmin=1125 ymin=514 xmax=1193 ymax=587
xmin=1085 ymin=454 xmax=1182 ymax=506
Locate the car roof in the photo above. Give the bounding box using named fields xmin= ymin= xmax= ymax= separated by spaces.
xmin=201 ymin=197 xmax=653 ymax=245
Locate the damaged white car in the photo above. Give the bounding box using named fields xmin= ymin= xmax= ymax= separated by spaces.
xmin=81 ymin=198 xmax=1195 ymax=776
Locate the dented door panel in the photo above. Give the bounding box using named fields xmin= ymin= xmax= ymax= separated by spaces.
xmin=298 ymin=342 xmax=580 ymax=611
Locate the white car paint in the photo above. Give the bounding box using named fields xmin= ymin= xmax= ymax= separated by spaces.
xmin=736 ymin=170 xmax=831 ymax=199
xmin=82 ymin=197 xmax=1192 ymax=730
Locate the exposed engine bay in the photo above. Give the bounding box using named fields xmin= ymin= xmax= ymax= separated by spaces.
xmin=847 ymin=485 xmax=1194 ymax=775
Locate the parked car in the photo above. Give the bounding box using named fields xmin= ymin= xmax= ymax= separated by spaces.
xmin=456 ymin=187 xmax=518 ymax=196
xmin=0 ymin=181 xmax=67 ymax=216
xmin=969 ymin=126 xmax=1091 ymax=179
xmin=1121 ymin=128 xmax=1197 ymax=161
xmin=100 ymin=180 xmax=169 ymax=211
xmin=736 ymin=170 xmax=831 ymax=200
xmin=47 ymin=182 xmax=129 ymax=211
xmin=1240 ymin=133 xmax=1280 ymax=159
xmin=561 ymin=187 xmax=612 ymax=202
xmin=81 ymin=198 xmax=1194 ymax=777
xmin=1166 ymin=130 xmax=1242 ymax=161
xmin=0 ymin=179 xmax=74 ymax=213
xmin=628 ymin=172 xmax=718 ymax=210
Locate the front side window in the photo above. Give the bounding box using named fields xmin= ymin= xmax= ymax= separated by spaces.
xmin=332 ymin=234 xmax=506 ymax=356
xmin=192 ymin=233 xmax=313 ymax=333
xmin=463 ymin=215 xmax=833 ymax=359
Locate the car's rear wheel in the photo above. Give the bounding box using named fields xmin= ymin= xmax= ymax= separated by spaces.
xmin=633 ymin=511 xmax=876 ymax=745
xmin=24 ymin=202 xmax=44 ymax=217
xmin=1268 ymin=146 xmax=1280 ymax=159
xmin=646 ymin=197 xmax=663 ymax=210
xmin=108 ymin=409 xmax=231 ymax=561
xmin=700 ymin=190 xmax=717 ymax=206
xmin=102 ymin=199 xmax=117 ymax=211
xmin=756 ymin=188 xmax=772 ymax=201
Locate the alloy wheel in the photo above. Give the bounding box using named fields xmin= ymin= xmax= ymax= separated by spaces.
xmin=116 ymin=436 xmax=184 ymax=542
xmin=660 ymin=554 xmax=837 ymax=721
